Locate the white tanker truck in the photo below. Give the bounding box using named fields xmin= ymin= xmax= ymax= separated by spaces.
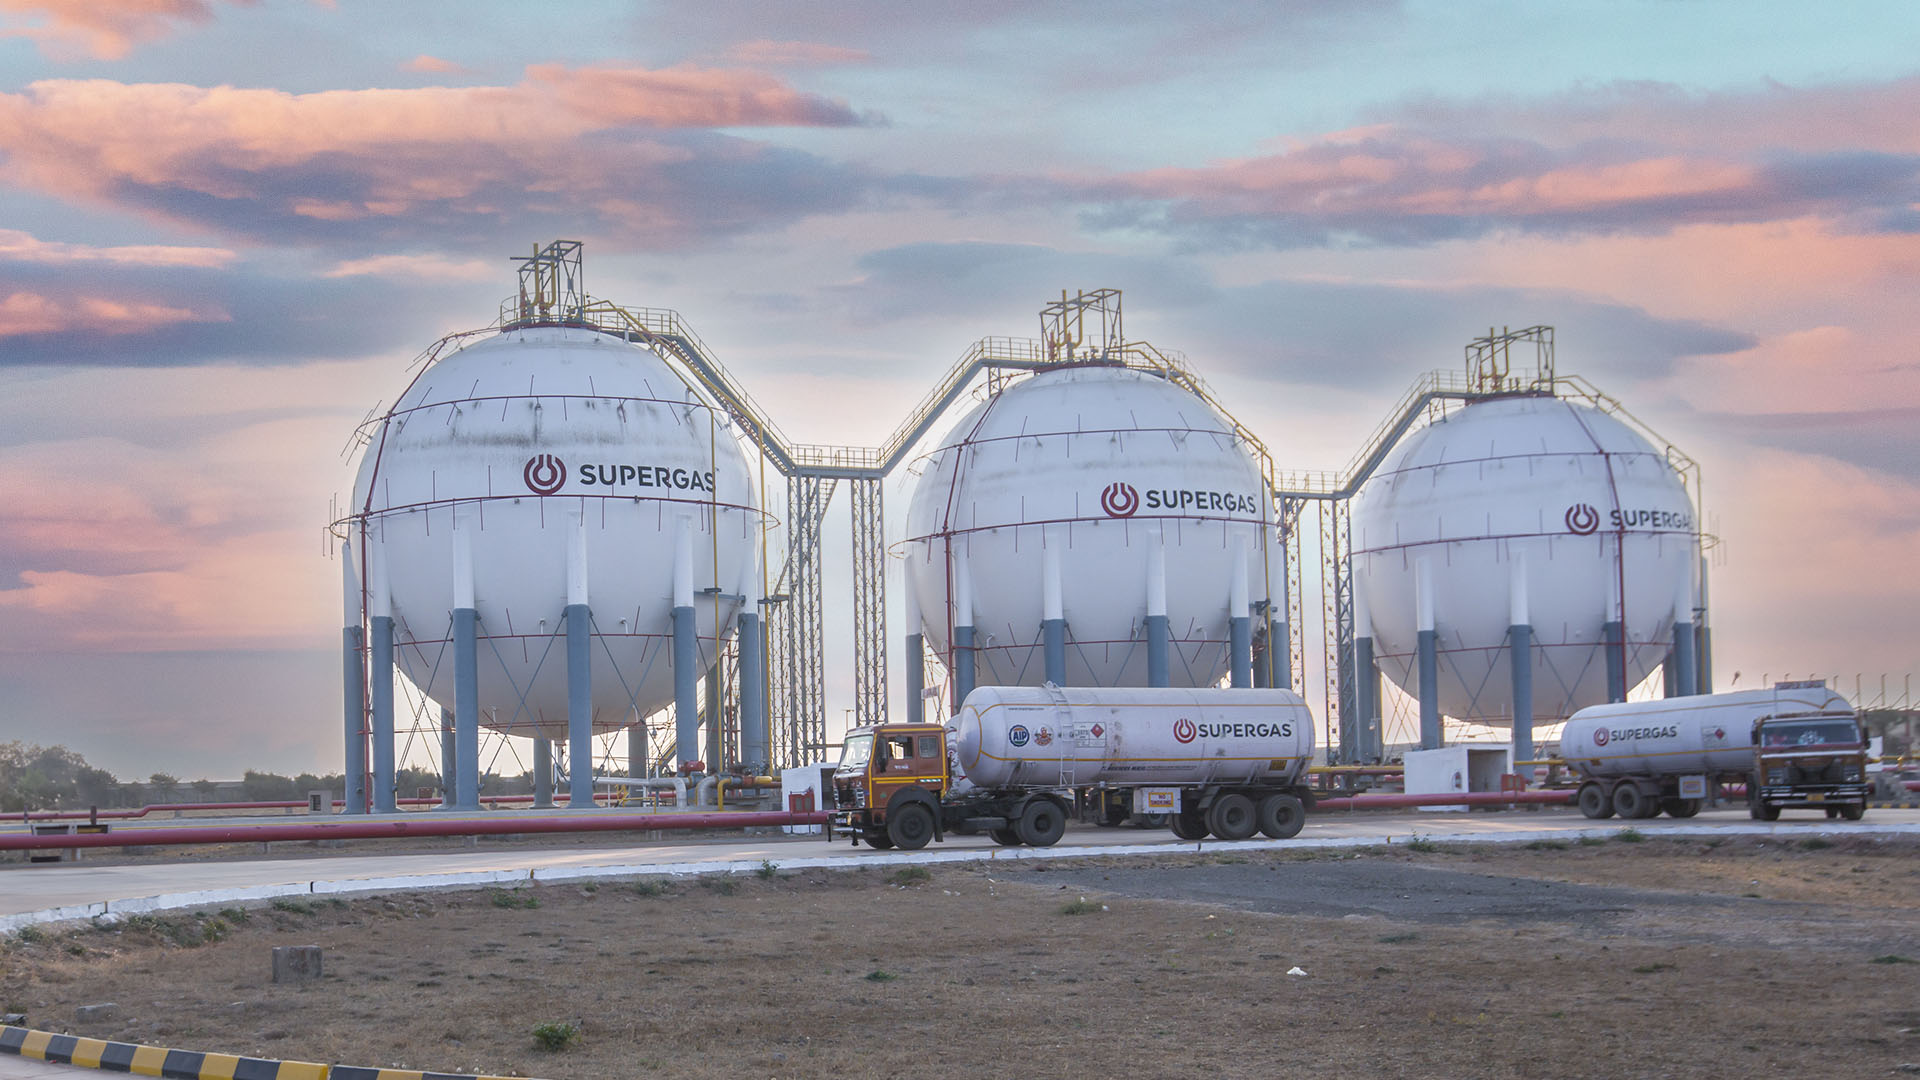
xmin=830 ymin=687 xmax=1316 ymax=850
xmin=1560 ymin=682 xmax=1871 ymax=821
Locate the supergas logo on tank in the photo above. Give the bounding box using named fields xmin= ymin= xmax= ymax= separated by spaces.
xmin=524 ymin=455 xmax=715 ymax=496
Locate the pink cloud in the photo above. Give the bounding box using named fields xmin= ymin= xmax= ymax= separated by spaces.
xmin=722 ymin=40 xmax=871 ymax=66
xmin=0 ymin=228 xmax=235 ymax=268
xmin=0 ymin=290 xmax=227 ymax=336
xmin=0 ymin=67 xmax=867 ymax=245
xmin=0 ymin=0 xmax=250 ymax=60
xmin=322 ymin=253 xmax=494 ymax=281
xmin=400 ymin=53 xmax=463 ymax=74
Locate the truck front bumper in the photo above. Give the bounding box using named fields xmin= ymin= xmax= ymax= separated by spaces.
xmin=1757 ymin=784 xmax=1871 ymax=807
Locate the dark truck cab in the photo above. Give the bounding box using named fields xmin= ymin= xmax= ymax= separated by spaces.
xmin=1749 ymin=712 xmax=1871 ymax=821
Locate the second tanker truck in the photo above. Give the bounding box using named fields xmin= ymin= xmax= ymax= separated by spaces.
xmin=830 ymin=686 xmax=1317 ymax=850
xmin=1559 ymin=681 xmax=1871 ymax=821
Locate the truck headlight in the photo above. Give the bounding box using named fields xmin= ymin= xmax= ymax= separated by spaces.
xmin=1766 ymin=769 xmax=1788 ymax=785
xmin=1841 ymin=766 xmax=1863 ymax=782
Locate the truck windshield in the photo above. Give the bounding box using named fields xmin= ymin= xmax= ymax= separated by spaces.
xmin=839 ymin=734 xmax=873 ymax=770
xmin=1760 ymin=718 xmax=1859 ymax=747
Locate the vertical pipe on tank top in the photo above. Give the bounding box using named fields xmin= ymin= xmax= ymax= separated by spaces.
xmin=1042 ymin=528 xmax=1066 ymax=685
xmin=903 ymin=576 xmax=925 ymax=725
xmin=367 ymin=538 xmax=396 ymax=814
xmin=1508 ymin=551 xmax=1534 ymax=776
xmin=671 ymin=515 xmax=699 ymax=771
xmin=340 ymin=540 xmax=367 ymax=815
xmin=1352 ymin=582 xmax=1375 ymax=765
xmin=1415 ymin=556 xmax=1440 ymax=749
xmin=565 ymin=510 xmax=594 ymax=807
xmin=1145 ymin=528 xmax=1170 ymax=688
xmin=1229 ymin=540 xmax=1252 ymax=688
xmin=451 ymin=522 xmax=480 ymax=810
xmin=953 ymin=550 xmax=976 ymax=709
xmin=438 ymin=706 xmax=455 ymax=808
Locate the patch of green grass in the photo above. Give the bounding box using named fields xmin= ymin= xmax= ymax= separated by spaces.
xmin=65 ymin=943 xmax=86 ymax=956
xmin=489 ymin=889 xmax=540 ymax=910
xmin=269 ymin=898 xmax=315 ymax=915
xmin=1403 ymin=837 xmax=1439 ymax=853
xmin=13 ymin=926 xmax=44 ymax=944
xmin=1058 ymin=898 xmax=1105 ymax=916
xmin=1868 ymin=954 xmax=1914 ymax=965
xmin=864 ymin=970 xmax=898 ymax=982
xmin=1525 ymin=840 xmax=1569 ymax=851
xmin=1576 ymin=836 xmax=1606 ymax=847
xmin=755 ymin=860 xmax=778 ymax=880
xmin=1614 ymin=828 xmax=1645 ymax=843
xmin=887 ymin=866 xmax=930 ymax=886
xmin=703 ymin=877 xmax=737 ymax=896
xmin=1377 ymin=933 xmax=1419 ymax=944
xmin=630 ymin=879 xmax=669 ymax=897
xmin=1213 ymin=853 xmax=1248 ymax=864
xmin=1800 ymin=837 xmax=1832 ymax=851
xmin=1632 ymin=962 xmax=1673 ymax=974
xmin=218 ymin=907 xmax=249 ymax=923
xmin=531 ymin=1021 xmax=579 ymax=1051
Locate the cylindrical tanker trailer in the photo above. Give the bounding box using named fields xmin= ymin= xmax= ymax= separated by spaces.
xmin=830 ymin=687 xmax=1316 ymax=850
xmin=1560 ymin=682 xmax=1869 ymax=822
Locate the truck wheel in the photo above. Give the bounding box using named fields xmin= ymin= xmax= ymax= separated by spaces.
xmin=1016 ymin=800 xmax=1067 ymax=847
xmin=1206 ymin=793 xmax=1257 ymax=841
xmin=1660 ymin=798 xmax=1701 ymax=818
xmin=1169 ymin=808 xmax=1209 ymax=840
xmin=1256 ymin=794 xmax=1305 ymax=840
xmin=989 ymin=827 xmax=1022 ymax=846
xmin=863 ymin=829 xmax=895 ymax=850
xmin=1839 ymin=802 xmax=1866 ymax=821
xmin=1611 ymin=783 xmax=1654 ymax=820
xmin=887 ymin=803 xmax=935 ymax=851
xmin=1748 ymin=795 xmax=1779 ymax=821
xmin=1577 ymin=782 xmax=1614 ymax=819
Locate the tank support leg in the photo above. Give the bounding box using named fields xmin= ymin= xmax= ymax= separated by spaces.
xmin=1146 ymin=615 xmax=1170 ymax=688
xmin=1271 ymin=617 xmax=1290 ymax=691
xmin=452 ymin=606 xmax=481 ymax=811
xmin=1354 ymin=635 xmax=1376 ymax=763
xmin=565 ymin=602 xmax=594 ymax=807
xmin=438 ymin=707 xmax=456 ymax=808
xmin=341 ymin=623 xmax=366 ymax=817
xmin=904 ymin=630 xmax=925 ymax=725
xmin=1510 ymin=623 xmax=1534 ymax=775
xmin=954 ymin=624 xmax=976 ymax=710
xmin=704 ymin=658 xmax=723 ymax=772
xmin=1603 ymin=620 xmax=1627 ymax=703
xmin=1671 ymin=618 xmax=1697 ymax=700
xmin=1417 ymin=628 xmax=1441 ymax=749
xmin=533 ymin=738 xmax=554 ymax=808
xmin=1230 ymin=616 xmax=1252 ymax=688
xmin=673 ymin=605 xmax=699 ymax=768
xmin=741 ymin=609 xmax=769 ymax=772
xmin=369 ymin=613 xmax=397 ymax=813
xmin=1043 ymin=619 xmax=1067 ymax=685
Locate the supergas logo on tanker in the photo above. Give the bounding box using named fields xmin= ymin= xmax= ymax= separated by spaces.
xmin=1605 ymin=725 xmax=1679 ymax=743
xmin=1172 ymin=717 xmax=1292 ymax=743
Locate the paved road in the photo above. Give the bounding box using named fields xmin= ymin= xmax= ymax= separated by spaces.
xmin=7 ymin=806 xmax=1916 ymax=927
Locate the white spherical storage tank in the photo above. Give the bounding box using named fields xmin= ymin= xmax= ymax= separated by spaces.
xmin=902 ymin=364 xmax=1280 ymax=690
xmin=349 ymin=325 xmax=760 ymax=741
xmin=1350 ymin=393 xmax=1697 ymax=724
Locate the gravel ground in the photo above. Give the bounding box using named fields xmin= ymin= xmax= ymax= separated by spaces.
xmin=2 ymin=833 xmax=1916 ymax=1079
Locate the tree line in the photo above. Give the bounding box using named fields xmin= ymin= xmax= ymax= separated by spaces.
xmin=0 ymin=741 xmax=535 ymax=813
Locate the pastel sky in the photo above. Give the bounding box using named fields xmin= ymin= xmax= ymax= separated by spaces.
xmin=0 ymin=1 xmax=1915 ymax=780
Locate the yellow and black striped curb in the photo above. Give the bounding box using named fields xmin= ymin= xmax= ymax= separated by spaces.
xmin=1867 ymin=801 xmax=1920 ymax=809
xmin=1 ymin=1026 xmax=532 ymax=1080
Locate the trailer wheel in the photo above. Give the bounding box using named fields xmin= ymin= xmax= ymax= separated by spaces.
xmin=863 ymin=829 xmax=895 ymax=849
xmin=1169 ymin=808 xmax=1209 ymax=840
xmin=990 ymin=827 xmax=1022 ymax=846
xmin=1839 ymin=802 xmax=1865 ymax=821
xmin=1577 ymin=782 xmax=1614 ymax=819
xmin=1660 ymin=798 xmax=1702 ymax=818
xmin=1016 ymin=800 xmax=1067 ymax=847
xmin=1206 ymin=794 xmax=1257 ymax=841
xmin=887 ymin=803 xmax=935 ymax=851
xmin=1611 ymin=783 xmax=1655 ymax=820
xmin=1256 ymin=794 xmax=1305 ymax=840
